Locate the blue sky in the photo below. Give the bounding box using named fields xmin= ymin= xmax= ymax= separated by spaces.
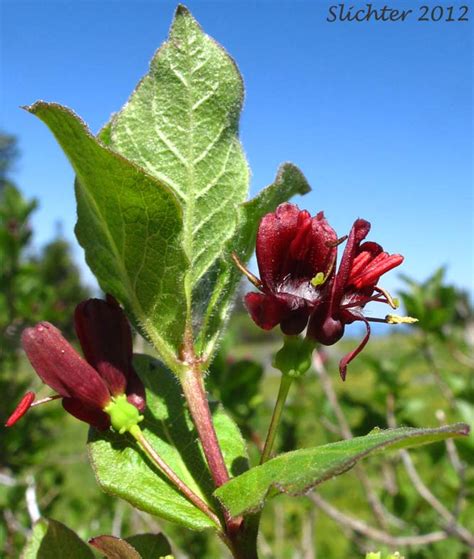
xmin=1 ymin=1 xmax=472 ymax=297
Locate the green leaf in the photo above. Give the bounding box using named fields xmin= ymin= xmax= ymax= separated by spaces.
xmin=89 ymin=536 xmax=141 ymax=559
xmin=89 ymin=533 xmax=173 ymax=559
xmin=125 ymin=534 xmax=173 ymax=559
xmin=22 ymin=518 xmax=94 ymax=559
xmin=89 ymin=354 xmax=248 ymax=531
xmin=107 ymin=6 xmax=249 ymax=297
xmin=196 ymin=162 xmax=310 ymax=357
xmin=26 ymin=102 xmax=188 ymax=371
xmin=215 ymin=423 xmax=469 ymax=517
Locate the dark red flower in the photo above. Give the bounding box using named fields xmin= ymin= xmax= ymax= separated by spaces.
xmin=307 ymin=219 xmax=404 ymax=379
xmin=6 ymin=298 xmax=145 ymax=430
xmin=244 ymin=203 xmax=338 ymax=335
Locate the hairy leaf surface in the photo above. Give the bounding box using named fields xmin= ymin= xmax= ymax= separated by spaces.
xmin=27 ymin=103 xmax=188 ymax=370
xmin=215 ymin=424 xmax=469 ymax=517
xmin=108 ymin=6 xmax=249 ymax=297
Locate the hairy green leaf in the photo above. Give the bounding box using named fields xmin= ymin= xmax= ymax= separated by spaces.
xmin=108 ymin=6 xmax=249 ymax=302
xmin=26 ymin=102 xmax=188 ymax=371
xmin=215 ymin=423 xmax=469 ymax=517
xmin=196 ymin=162 xmax=311 ymax=357
xmin=89 ymin=354 xmax=248 ymax=531
xmin=22 ymin=518 xmax=94 ymax=559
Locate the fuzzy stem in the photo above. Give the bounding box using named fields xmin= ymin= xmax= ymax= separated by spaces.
xmin=260 ymin=375 xmax=293 ymax=464
xmin=180 ymin=364 xmax=230 ymax=488
xmin=129 ymin=425 xmax=223 ymax=530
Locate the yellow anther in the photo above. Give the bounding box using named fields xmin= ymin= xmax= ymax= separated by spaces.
xmin=311 ymin=272 xmax=326 ymax=287
xmin=385 ymin=314 xmax=418 ymax=324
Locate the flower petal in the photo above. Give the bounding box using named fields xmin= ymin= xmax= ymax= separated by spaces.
xmin=125 ymin=369 xmax=147 ymax=412
xmin=75 ymin=298 xmax=132 ymax=396
xmin=245 ymin=292 xmax=311 ymax=334
xmin=338 ymin=317 xmax=371 ymax=380
xmin=62 ymin=398 xmax=111 ymax=430
xmin=256 ymin=203 xmax=303 ymax=289
xmin=350 ymin=253 xmax=404 ymax=289
xmin=280 ymin=310 xmax=311 ymax=336
xmin=330 ymin=219 xmax=371 ymax=311
xmin=22 ymin=322 xmax=110 ymax=409
xmin=256 ymin=204 xmax=338 ymax=291
xmin=245 ymin=292 xmax=289 ymax=330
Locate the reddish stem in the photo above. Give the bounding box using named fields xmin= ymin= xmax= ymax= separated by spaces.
xmin=181 ymin=364 xmax=230 ymax=488
xmin=180 ymin=342 xmax=243 ymax=541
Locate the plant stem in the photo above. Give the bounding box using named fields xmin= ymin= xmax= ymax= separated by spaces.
xmin=129 ymin=425 xmax=223 ymax=530
xmin=179 ymin=334 xmax=245 ymax=549
xmin=260 ymin=375 xmax=293 ymax=465
xmin=180 ymin=364 xmax=230 ymax=488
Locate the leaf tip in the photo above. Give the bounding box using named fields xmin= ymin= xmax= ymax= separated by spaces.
xmin=277 ymin=162 xmax=311 ymax=196
xmin=21 ymin=101 xmax=43 ymax=114
xmin=176 ymin=4 xmax=191 ymax=17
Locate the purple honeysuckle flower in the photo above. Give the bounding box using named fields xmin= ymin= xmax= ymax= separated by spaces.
xmin=307 ymin=218 xmax=404 ymax=379
xmin=6 ymin=298 xmax=145 ymax=430
xmin=244 ymin=203 xmax=338 ymax=335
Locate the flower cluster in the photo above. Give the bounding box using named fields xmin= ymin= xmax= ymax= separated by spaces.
xmin=6 ymin=297 xmax=145 ymax=430
xmin=242 ymin=203 xmax=407 ymax=379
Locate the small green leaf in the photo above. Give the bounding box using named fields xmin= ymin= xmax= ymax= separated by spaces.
xmin=108 ymin=5 xmax=249 ymax=298
xmin=196 ymin=162 xmax=311 ymax=357
xmin=125 ymin=534 xmax=172 ymax=559
xmin=89 ymin=536 xmax=141 ymax=559
xmin=22 ymin=518 xmax=94 ymax=559
xmin=215 ymin=423 xmax=469 ymax=517
xmin=26 ymin=102 xmax=188 ymax=371
xmin=89 ymin=354 xmax=248 ymax=531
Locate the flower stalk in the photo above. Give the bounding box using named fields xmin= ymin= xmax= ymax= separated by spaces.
xmin=128 ymin=424 xmax=223 ymax=530
xmin=260 ymin=374 xmax=293 ymax=464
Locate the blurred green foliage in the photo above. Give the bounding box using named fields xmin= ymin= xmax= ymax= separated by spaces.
xmin=0 ymin=133 xmax=97 ymax=557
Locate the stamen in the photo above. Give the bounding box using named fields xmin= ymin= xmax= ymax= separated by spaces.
xmin=5 ymin=392 xmax=35 ymax=427
xmin=340 ymin=294 xmax=388 ymax=310
xmin=386 ymin=314 xmax=418 ymax=324
xmin=30 ymin=394 xmax=62 ymax=407
xmin=364 ymin=316 xmax=390 ymax=323
xmin=311 ymin=272 xmax=326 ymax=287
xmin=326 ymin=235 xmax=348 ymax=248
xmin=373 ymin=286 xmax=399 ymax=309
xmin=231 ymin=252 xmax=263 ymax=289
xmin=364 ymin=315 xmax=418 ymax=324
